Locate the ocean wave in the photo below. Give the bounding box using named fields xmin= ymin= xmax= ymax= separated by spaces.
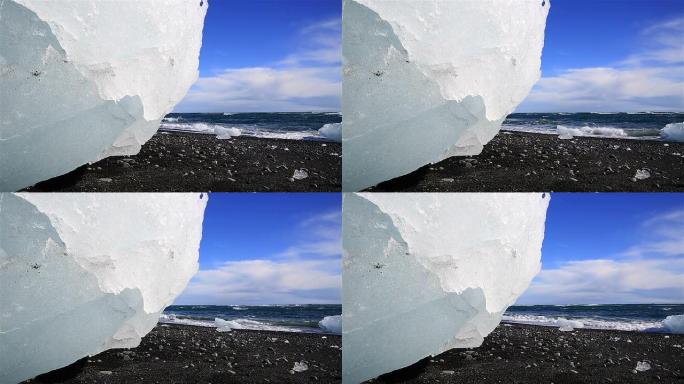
xmin=318 ymin=315 xmax=342 ymax=334
xmin=502 ymin=314 xmax=683 ymax=334
xmin=557 ymin=125 xmax=630 ymax=139
xmin=159 ymin=314 xmax=215 ymax=328
xmin=502 ymin=124 xmax=662 ymax=140
xmin=160 ymin=313 xmax=339 ymax=334
xmin=215 ymin=318 xmax=300 ymax=333
xmin=159 ymin=121 xmax=332 ymax=141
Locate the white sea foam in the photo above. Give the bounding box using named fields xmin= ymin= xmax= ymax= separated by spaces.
xmin=501 ymin=314 xmax=674 ymax=333
xmin=214 ymin=318 xmax=303 ymax=333
xmin=158 ymin=122 xmax=326 ymax=141
xmin=318 ymin=315 xmax=342 ymax=334
xmin=501 ymin=124 xmax=661 ymax=140
xmin=159 ymin=313 xmax=333 ymax=334
xmin=557 ymin=125 xmax=629 ymax=139
xmin=660 ymin=122 xmax=684 ymax=142
xmin=214 ymin=126 xmax=241 ymax=139
xmin=159 ymin=314 xmax=215 ymax=328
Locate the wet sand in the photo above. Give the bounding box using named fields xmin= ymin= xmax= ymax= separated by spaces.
xmin=24 ymin=131 xmax=341 ymax=192
xmin=24 ymin=324 xmax=341 ymax=384
xmin=368 ymin=131 xmax=684 ymax=192
xmin=367 ymin=323 xmax=684 ymax=384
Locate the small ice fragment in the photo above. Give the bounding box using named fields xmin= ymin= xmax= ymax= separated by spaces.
xmin=319 ymin=315 xmax=342 ymax=334
xmin=291 ymin=362 xmax=309 ymax=373
xmin=633 ymin=169 xmax=651 ymax=180
xmin=660 ymin=122 xmax=684 ymax=142
xmin=318 ymin=123 xmax=342 ymax=142
xmin=664 ymin=314 xmax=684 ymax=334
xmin=292 ymin=169 xmax=309 ymax=180
xmin=635 ymin=361 xmax=651 ymax=372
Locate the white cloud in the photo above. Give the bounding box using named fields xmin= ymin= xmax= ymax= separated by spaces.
xmin=175 ymin=259 xmax=341 ymax=305
xmin=518 ymin=258 xmax=684 ymax=304
xmin=175 ymin=18 xmax=341 ymax=112
xmin=517 ymin=208 xmax=684 ymax=304
xmin=175 ymin=210 xmax=341 ymax=305
xmin=623 ymin=208 xmax=684 ymax=258
xmin=517 ymin=16 xmax=684 ymax=112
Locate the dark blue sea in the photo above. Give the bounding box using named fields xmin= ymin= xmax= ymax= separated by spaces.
xmin=504 ymin=304 xmax=684 ymax=333
xmin=160 ymin=304 xmax=342 ymax=334
xmin=160 ymin=112 xmax=341 ymax=141
xmin=503 ymin=112 xmax=684 ymax=141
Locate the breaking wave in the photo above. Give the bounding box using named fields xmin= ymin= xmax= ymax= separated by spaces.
xmin=159 ymin=313 xmax=341 ymax=334
xmin=502 ymin=314 xmax=684 ymax=334
xmin=159 ymin=121 xmax=338 ymax=141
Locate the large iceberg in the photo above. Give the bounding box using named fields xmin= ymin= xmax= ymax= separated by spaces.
xmin=342 ymin=193 xmax=549 ymax=383
xmin=342 ymin=0 xmax=550 ymax=191
xmin=0 ymin=0 xmax=208 ymax=191
xmin=0 ymin=193 xmax=207 ymax=383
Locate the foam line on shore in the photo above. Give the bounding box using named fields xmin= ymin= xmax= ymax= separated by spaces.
xmin=502 ymin=314 xmax=683 ymax=334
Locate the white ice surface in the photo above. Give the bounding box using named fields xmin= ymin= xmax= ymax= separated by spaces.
xmin=0 ymin=193 xmax=207 ymax=383
xmin=0 ymin=1 xmax=207 ymax=191
xmin=342 ymin=0 xmax=549 ymax=190
xmin=342 ymin=193 xmax=549 ymax=383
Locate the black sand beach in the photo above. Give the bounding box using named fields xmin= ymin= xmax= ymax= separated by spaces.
xmin=23 ymin=324 xmax=341 ymax=384
xmin=24 ymin=131 xmax=341 ymax=192
xmin=369 ymin=131 xmax=684 ymax=192
xmin=367 ymin=323 xmax=684 ymax=384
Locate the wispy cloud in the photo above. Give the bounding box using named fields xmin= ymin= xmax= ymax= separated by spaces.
xmin=517 ymin=16 xmax=684 ymax=112
xmin=175 ymin=210 xmax=341 ymax=305
xmin=517 ymin=208 xmax=684 ymax=304
xmin=622 ymin=208 xmax=684 ymax=258
xmin=175 ymin=18 xmax=341 ymax=113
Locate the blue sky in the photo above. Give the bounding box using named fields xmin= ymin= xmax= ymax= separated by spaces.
xmin=517 ymin=0 xmax=684 ymax=112
xmin=517 ymin=193 xmax=684 ymax=305
xmin=173 ymin=0 xmax=682 ymax=113
xmin=174 ymin=0 xmax=341 ymax=113
xmin=174 ymin=193 xmax=342 ymax=305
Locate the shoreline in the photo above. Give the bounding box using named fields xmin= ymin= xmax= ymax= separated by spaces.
xmin=24 ymin=324 xmax=342 ymax=384
xmin=366 ymin=323 xmax=684 ymax=383
xmin=23 ymin=131 xmax=341 ymax=192
xmin=368 ymin=131 xmax=684 ymax=192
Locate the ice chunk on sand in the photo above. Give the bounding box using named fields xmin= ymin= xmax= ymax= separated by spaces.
xmin=319 ymin=315 xmax=342 ymax=334
xmin=292 ymin=169 xmax=309 ymax=180
xmin=635 ymin=361 xmax=651 ymax=372
xmin=0 ymin=1 xmax=208 ymax=191
xmin=661 ymin=122 xmax=684 ymax=143
xmin=664 ymin=315 xmax=684 ymax=334
xmin=342 ymin=0 xmax=550 ymax=190
xmin=0 ymin=193 xmax=207 ymax=383
xmin=319 ymin=123 xmax=342 ymax=142
xmin=291 ymin=361 xmax=309 ymax=373
xmin=342 ymin=193 xmax=549 ymax=383
xmin=633 ymin=169 xmax=651 ymax=181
